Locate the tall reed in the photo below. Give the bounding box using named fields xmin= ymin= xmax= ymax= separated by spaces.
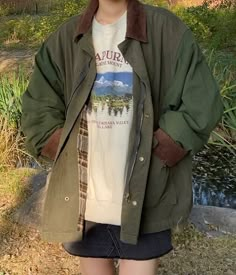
xmin=0 ymin=68 xmax=29 ymax=128
xmin=206 ymin=49 xmax=236 ymax=154
xmin=0 ymin=116 xmax=25 ymax=170
xmin=0 ymin=69 xmax=30 ymax=168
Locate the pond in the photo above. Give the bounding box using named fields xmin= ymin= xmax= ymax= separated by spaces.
xmin=193 ymin=145 xmax=236 ymax=209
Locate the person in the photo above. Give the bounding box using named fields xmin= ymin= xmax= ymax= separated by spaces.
xmin=21 ymin=0 xmax=224 ymax=274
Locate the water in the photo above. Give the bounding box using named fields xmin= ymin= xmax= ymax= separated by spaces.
xmin=193 ymin=146 xmax=236 ymax=209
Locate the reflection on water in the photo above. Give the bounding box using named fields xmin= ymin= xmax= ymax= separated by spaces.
xmin=193 ymin=146 xmax=236 ymax=209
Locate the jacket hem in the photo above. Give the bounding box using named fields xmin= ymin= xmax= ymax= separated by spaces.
xmin=40 ymin=229 xmax=83 ymax=243
xmin=120 ymin=231 xmax=139 ymax=245
xmin=140 ymin=216 xmax=189 ymax=234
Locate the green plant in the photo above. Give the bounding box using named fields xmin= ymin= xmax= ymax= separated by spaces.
xmin=205 ymin=49 xmax=236 ymax=153
xmin=0 ymin=3 xmax=10 ymax=16
xmin=173 ymin=4 xmax=236 ymax=50
xmin=174 ymin=5 xmax=212 ymax=42
xmin=0 ymin=0 xmax=88 ymax=48
xmin=0 ymin=68 xmax=29 ymax=128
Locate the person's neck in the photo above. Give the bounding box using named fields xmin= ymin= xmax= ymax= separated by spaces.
xmin=96 ymin=0 xmax=128 ymax=25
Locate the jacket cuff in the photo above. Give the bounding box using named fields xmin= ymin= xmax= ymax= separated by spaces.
xmin=153 ymin=128 xmax=188 ymax=167
xmin=40 ymin=128 xmax=63 ymax=160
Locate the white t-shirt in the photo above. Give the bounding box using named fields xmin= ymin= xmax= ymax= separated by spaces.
xmin=84 ymin=11 xmax=134 ymax=225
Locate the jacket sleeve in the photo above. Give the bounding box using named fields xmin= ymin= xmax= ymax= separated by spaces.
xmin=153 ymin=29 xmax=224 ymax=167
xmin=21 ymin=42 xmax=65 ymax=160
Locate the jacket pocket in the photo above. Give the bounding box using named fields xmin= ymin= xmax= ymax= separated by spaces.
xmin=143 ymin=152 xmax=176 ymax=208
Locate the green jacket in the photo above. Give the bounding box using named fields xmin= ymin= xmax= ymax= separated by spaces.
xmin=21 ymin=0 xmax=224 ymax=245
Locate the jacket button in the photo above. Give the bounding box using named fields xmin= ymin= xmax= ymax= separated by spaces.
xmin=139 ymin=157 xmax=144 ymax=162
xmin=132 ymin=201 xmax=137 ymax=206
xmin=65 ymin=197 xmax=70 ymax=201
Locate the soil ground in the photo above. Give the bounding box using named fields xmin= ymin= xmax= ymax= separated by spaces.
xmin=0 ymin=50 xmax=35 ymax=74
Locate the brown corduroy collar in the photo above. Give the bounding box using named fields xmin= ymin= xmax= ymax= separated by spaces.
xmin=74 ymin=0 xmax=147 ymax=43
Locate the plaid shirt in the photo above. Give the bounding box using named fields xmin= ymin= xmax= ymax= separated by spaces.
xmin=77 ymin=104 xmax=89 ymax=233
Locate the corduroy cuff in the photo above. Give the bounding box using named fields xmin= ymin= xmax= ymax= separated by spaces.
xmin=153 ymin=128 xmax=188 ymax=167
xmin=40 ymin=128 xmax=63 ymax=160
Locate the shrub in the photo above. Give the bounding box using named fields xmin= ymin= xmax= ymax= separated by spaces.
xmin=174 ymin=5 xmax=212 ymax=42
xmin=173 ymin=4 xmax=236 ymax=49
xmin=210 ymin=8 xmax=236 ymax=49
xmin=0 ymin=0 xmax=88 ymax=48
xmin=0 ymin=3 xmax=10 ymax=16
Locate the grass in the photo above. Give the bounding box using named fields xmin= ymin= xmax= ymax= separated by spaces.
xmin=0 ymin=115 xmax=38 ymax=173
xmin=0 ymin=168 xmax=37 ymax=239
xmin=0 ymin=117 xmax=26 ymax=171
xmin=0 ymin=168 xmax=36 ymax=198
xmin=0 ymin=68 xmax=31 ymax=170
xmin=162 ymin=228 xmax=236 ymax=274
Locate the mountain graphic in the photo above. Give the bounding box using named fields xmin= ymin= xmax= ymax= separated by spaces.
xmin=94 ymin=76 xmax=132 ymax=96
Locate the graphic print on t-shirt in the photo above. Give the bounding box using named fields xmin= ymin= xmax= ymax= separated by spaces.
xmin=95 ymin=50 xmax=129 ymax=68
xmin=87 ymin=72 xmax=133 ymax=129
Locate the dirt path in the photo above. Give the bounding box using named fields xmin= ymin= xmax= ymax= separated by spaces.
xmin=0 ymin=50 xmax=35 ymax=74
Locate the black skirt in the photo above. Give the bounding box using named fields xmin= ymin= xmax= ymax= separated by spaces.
xmin=62 ymin=220 xmax=173 ymax=260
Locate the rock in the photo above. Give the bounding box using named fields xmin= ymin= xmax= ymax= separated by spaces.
xmin=225 ymin=270 xmax=235 ymax=275
xmin=29 ymin=170 xmax=48 ymax=193
xmin=13 ymin=170 xmax=48 ymax=228
xmin=190 ymin=205 xmax=236 ymax=235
